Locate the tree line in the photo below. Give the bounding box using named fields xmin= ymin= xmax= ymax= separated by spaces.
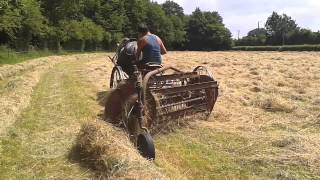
xmin=0 ymin=0 xmax=231 ymax=51
xmin=235 ymin=12 xmax=320 ymax=46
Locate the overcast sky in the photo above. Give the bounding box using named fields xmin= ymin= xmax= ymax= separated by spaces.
xmin=155 ymin=0 xmax=320 ymax=38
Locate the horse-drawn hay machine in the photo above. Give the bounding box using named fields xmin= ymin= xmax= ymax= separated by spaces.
xmin=105 ymin=38 xmax=219 ymax=159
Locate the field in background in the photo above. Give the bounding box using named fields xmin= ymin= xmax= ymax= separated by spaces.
xmin=0 ymin=46 xmax=107 ymax=65
xmin=232 ymin=44 xmax=320 ymax=51
xmin=0 ymin=47 xmax=60 ymax=65
xmin=0 ymin=52 xmax=319 ymax=179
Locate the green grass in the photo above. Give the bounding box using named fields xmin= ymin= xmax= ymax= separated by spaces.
xmin=0 ymin=61 xmax=97 ymax=179
xmin=155 ymin=127 xmax=318 ymax=179
xmin=0 ymin=48 xmax=60 ymax=65
xmin=0 ymin=46 xmax=105 ymax=65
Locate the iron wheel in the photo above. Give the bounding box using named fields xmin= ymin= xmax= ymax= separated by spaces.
xmin=110 ymin=66 xmax=127 ymax=89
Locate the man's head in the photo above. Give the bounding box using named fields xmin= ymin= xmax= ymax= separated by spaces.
xmin=138 ymin=23 xmax=149 ymax=37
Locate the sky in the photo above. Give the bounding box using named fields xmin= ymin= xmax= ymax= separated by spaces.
xmin=155 ymin=0 xmax=320 ymax=38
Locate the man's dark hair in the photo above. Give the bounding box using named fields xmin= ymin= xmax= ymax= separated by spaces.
xmin=138 ymin=23 xmax=149 ymax=34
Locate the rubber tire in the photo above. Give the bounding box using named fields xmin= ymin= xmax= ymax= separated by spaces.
xmin=122 ymin=94 xmax=155 ymax=160
xmin=137 ymin=132 xmax=155 ymax=160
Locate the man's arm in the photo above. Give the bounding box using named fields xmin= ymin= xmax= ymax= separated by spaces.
xmin=136 ymin=38 xmax=147 ymax=62
xmin=157 ymin=37 xmax=167 ymax=55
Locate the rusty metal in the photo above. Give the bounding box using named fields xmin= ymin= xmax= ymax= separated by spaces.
xmin=105 ymin=39 xmax=219 ymax=159
xmin=141 ymin=66 xmax=219 ymax=129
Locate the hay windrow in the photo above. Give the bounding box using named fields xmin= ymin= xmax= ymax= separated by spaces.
xmin=77 ymin=120 xmax=166 ymax=179
xmin=0 ymin=56 xmax=55 ymax=79
xmin=74 ymin=55 xmax=168 ymax=179
xmin=0 ymin=57 xmax=64 ymax=135
xmin=0 ymin=54 xmax=102 ymax=136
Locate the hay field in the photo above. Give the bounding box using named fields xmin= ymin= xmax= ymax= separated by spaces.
xmin=0 ymin=52 xmax=319 ymax=179
xmin=158 ymin=51 xmax=320 ymax=179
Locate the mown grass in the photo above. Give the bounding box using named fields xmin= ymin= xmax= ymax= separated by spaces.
xmin=155 ymin=127 xmax=318 ymax=179
xmin=1 ymin=51 xmax=319 ymax=179
xmin=155 ymin=128 xmax=249 ymax=179
xmin=80 ymin=51 xmax=319 ymax=179
xmin=0 ymin=61 xmax=97 ymax=179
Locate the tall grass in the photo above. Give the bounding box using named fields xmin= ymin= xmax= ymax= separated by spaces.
xmin=0 ymin=46 xmax=59 ymax=65
xmin=0 ymin=46 xmax=105 ymax=65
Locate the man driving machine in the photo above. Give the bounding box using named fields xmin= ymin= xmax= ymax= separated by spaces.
xmin=136 ymin=23 xmax=167 ymax=65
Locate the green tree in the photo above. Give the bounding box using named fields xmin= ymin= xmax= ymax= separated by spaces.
xmin=40 ymin=0 xmax=86 ymax=51
xmin=315 ymin=31 xmax=320 ymax=44
xmin=161 ymin=0 xmax=184 ymax=17
xmin=187 ymin=8 xmax=231 ymax=50
xmin=161 ymin=1 xmax=187 ymax=49
xmin=235 ymin=36 xmax=266 ymax=46
xmin=248 ymin=28 xmax=267 ymax=37
xmin=145 ymin=2 xmax=174 ymax=47
xmin=235 ymin=12 xmax=320 ymax=46
xmin=123 ymin=0 xmax=148 ymax=37
xmin=235 ymin=28 xmax=267 ymax=46
xmin=286 ymin=28 xmax=316 ymax=45
xmin=59 ymin=19 xmax=104 ymax=51
xmin=95 ymin=0 xmax=127 ymax=46
xmin=96 ymin=0 xmax=126 ymax=31
xmin=60 ymin=0 xmax=84 ymax=20
xmin=81 ymin=19 xmax=105 ymax=50
xmin=265 ymin=12 xmax=298 ymax=45
xmin=83 ymin=0 xmax=101 ymax=19
xmin=12 ymin=0 xmax=47 ymax=50
xmin=40 ymin=0 xmax=64 ymax=24
xmin=168 ymin=15 xmax=187 ymax=49
xmin=0 ymin=1 xmax=22 ymax=45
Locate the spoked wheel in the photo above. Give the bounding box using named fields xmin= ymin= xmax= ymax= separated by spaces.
xmin=122 ymin=95 xmax=156 ymax=160
xmin=193 ymin=66 xmax=214 ymax=79
xmin=193 ymin=66 xmax=218 ymax=119
xmin=110 ymin=66 xmax=128 ymax=89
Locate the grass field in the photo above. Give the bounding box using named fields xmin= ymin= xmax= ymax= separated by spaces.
xmin=0 ymin=46 xmax=103 ymax=65
xmin=0 ymin=52 xmax=319 ymax=179
xmin=0 ymin=48 xmax=59 ymax=65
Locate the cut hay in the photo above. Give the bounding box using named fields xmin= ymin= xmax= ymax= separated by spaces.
xmin=0 ymin=57 xmax=64 ymax=135
xmin=0 ymin=54 xmax=101 ymax=136
xmin=252 ymin=95 xmax=297 ymax=113
xmin=77 ymin=120 xmax=166 ymax=179
xmin=0 ymin=57 xmax=53 ymax=79
xmin=271 ymin=136 xmax=297 ymax=148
